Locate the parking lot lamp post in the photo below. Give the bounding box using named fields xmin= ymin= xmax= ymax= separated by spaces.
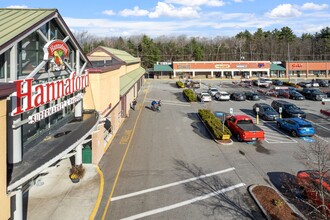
xmin=279 ymin=107 xmax=283 ymax=118
xmin=256 ymin=107 xmax=260 ymax=124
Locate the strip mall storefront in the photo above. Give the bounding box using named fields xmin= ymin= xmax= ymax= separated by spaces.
xmin=172 ymin=61 xmax=271 ymax=79
xmin=284 ymin=61 xmax=330 ymax=78
xmin=0 ymin=9 xmax=99 ymax=220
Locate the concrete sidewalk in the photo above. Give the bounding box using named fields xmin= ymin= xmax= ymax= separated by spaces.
xmin=26 ymin=159 xmax=100 ymax=220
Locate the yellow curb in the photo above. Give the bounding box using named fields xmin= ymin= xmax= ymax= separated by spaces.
xmin=89 ymin=165 xmax=104 ymax=220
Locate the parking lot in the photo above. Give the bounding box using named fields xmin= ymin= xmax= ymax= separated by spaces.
xmin=105 ymin=79 xmax=330 ymax=220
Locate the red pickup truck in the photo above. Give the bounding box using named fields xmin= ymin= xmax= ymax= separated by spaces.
xmin=225 ymin=115 xmax=265 ymax=142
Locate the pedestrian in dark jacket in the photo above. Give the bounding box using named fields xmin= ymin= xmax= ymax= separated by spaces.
xmin=132 ymin=99 xmax=137 ymax=110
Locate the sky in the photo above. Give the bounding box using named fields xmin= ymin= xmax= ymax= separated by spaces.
xmin=1 ymin=0 xmax=330 ymax=38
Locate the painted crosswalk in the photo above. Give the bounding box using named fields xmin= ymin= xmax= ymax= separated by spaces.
xmin=258 ymin=122 xmax=298 ymax=144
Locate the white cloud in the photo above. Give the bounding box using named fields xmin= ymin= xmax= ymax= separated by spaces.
xmin=267 ymin=4 xmax=302 ymax=18
xmin=119 ymin=6 xmax=149 ymax=17
xmin=6 ymin=5 xmax=28 ymax=9
xmin=148 ymin=2 xmax=200 ymax=18
xmin=102 ymin=10 xmax=115 ymax=16
xmin=165 ymin=0 xmax=225 ymax=7
xmin=232 ymin=0 xmax=243 ymax=3
xmin=301 ymin=3 xmax=328 ymax=11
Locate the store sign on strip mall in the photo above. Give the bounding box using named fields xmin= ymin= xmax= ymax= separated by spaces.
xmin=11 ymin=71 xmax=89 ymax=117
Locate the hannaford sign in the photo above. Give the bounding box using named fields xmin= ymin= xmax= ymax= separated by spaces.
xmin=43 ymin=40 xmax=69 ymax=70
xmin=292 ymin=64 xmax=302 ymax=68
xmin=12 ymin=71 xmax=89 ymax=116
xmin=28 ymin=93 xmax=83 ymax=124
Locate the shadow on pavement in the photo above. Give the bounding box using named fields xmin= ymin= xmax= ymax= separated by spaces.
xmin=173 ymin=159 xmax=263 ymax=220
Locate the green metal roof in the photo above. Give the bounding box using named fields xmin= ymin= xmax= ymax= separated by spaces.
xmin=153 ymin=64 xmax=173 ymax=72
xmin=100 ymin=46 xmax=140 ymax=64
xmin=120 ymin=67 xmax=145 ymax=96
xmin=0 ymin=8 xmax=56 ymax=48
xmin=270 ymin=64 xmax=286 ymax=71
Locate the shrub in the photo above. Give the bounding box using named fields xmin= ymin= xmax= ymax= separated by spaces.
xmin=176 ymin=81 xmax=185 ymax=88
xmin=198 ymin=109 xmax=232 ymax=139
xmin=183 ymin=89 xmax=197 ymax=102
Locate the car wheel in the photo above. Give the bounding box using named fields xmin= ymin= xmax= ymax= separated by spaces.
xmin=236 ymin=134 xmax=242 ymax=142
xmin=291 ymin=130 xmax=297 ymax=137
xmin=277 ymin=122 xmax=281 ymax=128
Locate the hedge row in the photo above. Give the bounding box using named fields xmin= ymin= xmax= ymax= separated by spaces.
xmin=183 ymin=89 xmax=197 ymax=102
xmin=176 ymin=81 xmax=185 ymax=88
xmin=198 ymin=109 xmax=232 ymax=140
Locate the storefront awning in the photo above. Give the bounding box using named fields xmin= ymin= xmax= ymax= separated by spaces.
xmin=153 ymin=64 xmax=173 ymax=72
xmin=270 ymin=64 xmax=286 ymax=71
xmin=120 ymin=66 xmax=145 ymax=96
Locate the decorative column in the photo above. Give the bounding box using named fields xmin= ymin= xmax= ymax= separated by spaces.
xmin=74 ymin=50 xmax=82 ymax=119
xmin=13 ymin=189 xmax=23 ymax=220
xmin=192 ymin=71 xmax=195 ymax=78
xmin=75 ymin=144 xmax=83 ymax=166
xmin=211 ymin=71 xmax=214 ymax=78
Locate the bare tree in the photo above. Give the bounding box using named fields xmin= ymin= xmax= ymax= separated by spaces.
xmin=294 ymin=137 xmax=330 ymax=219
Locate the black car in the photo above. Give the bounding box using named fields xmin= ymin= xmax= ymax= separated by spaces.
xmin=271 ymin=100 xmax=306 ymax=118
xmin=272 ymin=79 xmax=283 ymax=86
xmin=316 ymin=79 xmax=329 ymax=87
xmin=253 ymin=103 xmax=279 ymax=121
xmin=289 ymin=91 xmax=305 ymax=100
xmin=244 ymin=91 xmax=260 ymax=100
xmin=301 ymin=88 xmax=327 ymax=101
xmin=230 ymin=92 xmax=246 ymax=101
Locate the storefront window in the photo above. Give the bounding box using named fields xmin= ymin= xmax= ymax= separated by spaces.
xmin=18 ymin=32 xmax=47 ymax=77
xmin=50 ymin=21 xmax=65 ymax=40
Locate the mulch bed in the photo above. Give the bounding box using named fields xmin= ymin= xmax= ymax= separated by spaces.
xmin=252 ymin=185 xmax=300 ymax=220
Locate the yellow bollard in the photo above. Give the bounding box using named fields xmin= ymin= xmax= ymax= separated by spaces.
xmin=256 ymin=114 xmax=259 ymax=124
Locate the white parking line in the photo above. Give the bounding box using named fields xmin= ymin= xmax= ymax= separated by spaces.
xmin=111 ymin=167 xmax=235 ymax=202
xmin=120 ymin=183 xmax=246 ymax=220
xmin=314 ymin=134 xmax=329 ymax=143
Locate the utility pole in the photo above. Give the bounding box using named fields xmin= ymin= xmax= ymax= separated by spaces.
xmin=287 ymin=43 xmax=290 ymax=82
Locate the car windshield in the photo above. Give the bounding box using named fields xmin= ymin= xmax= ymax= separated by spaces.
xmin=237 ymin=120 xmax=253 ymax=124
xmin=284 ymin=104 xmax=299 ymax=110
xmin=300 ymin=124 xmax=312 ymax=128
xmin=210 ymin=88 xmax=218 ymax=91
xmin=264 ymin=107 xmax=275 ymax=112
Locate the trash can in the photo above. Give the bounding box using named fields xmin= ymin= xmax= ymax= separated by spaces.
xmin=82 ymin=144 xmax=92 ymax=164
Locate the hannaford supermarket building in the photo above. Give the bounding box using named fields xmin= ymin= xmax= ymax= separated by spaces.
xmin=151 ymin=61 xmax=330 ymax=79
xmin=0 ymin=8 xmax=144 ymax=220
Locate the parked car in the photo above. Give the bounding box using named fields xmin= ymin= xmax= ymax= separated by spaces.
xmin=298 ymin=81 xmax=319 ymax=88
xmin=198 ymin=92 xmax=212 ymax=102
xmin=271 ymin=100 xmax=306 ymax=119
xmin=277 ymin=89 xmax=290 ymax=98
xmin=276 ymin=117 xmax=315 ymax=137
xmin=244 ymin=91 xmax=260 ymax=100
xmin=272 ymin=79 xmax=283 ymax=86
xmin=253 ymin=79 xmax=271 ymax=87
xmin=208 ymin=87 xmax=219 ymax=97
xmin=225 ymin=115 xmax=265 ymax=142
xmin=215 ymin=91 xmax=230 ymax=101
xmin=253 ymin=103 xmax=279 ymax=121
xmin=259 ymin=77 xmax=273 ymax=84
xmin=301 ymin=88 xmax=327 ymax=101
xmin=316 ymin=79 xmax=329 ymax=87
xmin=230 ymin=92 xmax=246 ymax=101
xmin=296 ymin=170 xmax=330 ymax=215
xmin=239 ymin=80 xmax=253 ymax=87
xmin=289 ymin=90 xmax=305 ymax=100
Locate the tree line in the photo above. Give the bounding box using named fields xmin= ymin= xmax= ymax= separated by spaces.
xmin=75 ymin=26 xmax=330 ymax=69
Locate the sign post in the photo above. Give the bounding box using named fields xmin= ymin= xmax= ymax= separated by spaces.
xmin=279 ymin=107 xmax=282 ymax=118
xmin=256 ymin=107 xmax=260 ymax=124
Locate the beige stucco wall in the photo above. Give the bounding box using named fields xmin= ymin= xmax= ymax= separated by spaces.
xmin=0 ymin=99 xmax=10 ymax=220
xmin=84 ymin=67 xmax=125 ymax=112
xmin=126 ymin=63 xmax=141 ymax=73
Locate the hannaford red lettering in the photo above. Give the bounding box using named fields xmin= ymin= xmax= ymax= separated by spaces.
xmin=12 ymin=71 xmax=89 ymax=116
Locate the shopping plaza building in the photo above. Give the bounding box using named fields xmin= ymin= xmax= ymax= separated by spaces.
xmin=151 ymin=60 xmax=330 ymax=79
xmin=0 ymin=8 xmax=144 ymax=220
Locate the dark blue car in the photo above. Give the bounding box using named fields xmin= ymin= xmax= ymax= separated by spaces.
xmin=276 ymin=117 xmax=315 ymax=137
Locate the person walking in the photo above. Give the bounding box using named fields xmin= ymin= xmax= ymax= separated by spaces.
xmin=132 ymin=98 xmax=137 ymax=110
